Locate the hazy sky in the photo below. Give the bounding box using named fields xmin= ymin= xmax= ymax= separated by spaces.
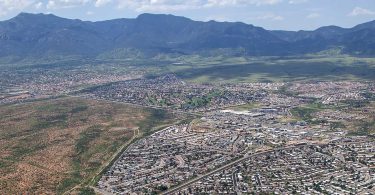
xmin=0 ymin=0 xmax=374 ymax=30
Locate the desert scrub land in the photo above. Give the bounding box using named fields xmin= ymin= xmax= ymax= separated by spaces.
xmin=0 ymin=97 xmax=182 ymax=194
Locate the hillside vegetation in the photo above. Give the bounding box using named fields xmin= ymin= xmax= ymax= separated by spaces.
xmin=0 ymin=13 xmax=375 ymax=63
xmin=0 ymin=97 xmax=185 ymax=194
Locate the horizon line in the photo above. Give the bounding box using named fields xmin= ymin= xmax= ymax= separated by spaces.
xmin=2 ymin=12 xmax=374 ymax=32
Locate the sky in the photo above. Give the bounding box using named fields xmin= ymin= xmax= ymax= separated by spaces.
xmin=0 ymin=0 xmax=374 ymax=30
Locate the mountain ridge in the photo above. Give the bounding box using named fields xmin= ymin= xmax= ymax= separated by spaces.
xmin=1 ymin=13 xmax=374 ymax=61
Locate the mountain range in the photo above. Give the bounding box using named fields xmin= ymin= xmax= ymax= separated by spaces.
xmin=0 ymin=12 xmax=375 ymax=61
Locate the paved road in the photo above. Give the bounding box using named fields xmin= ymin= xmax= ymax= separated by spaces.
xmin=89 ymin=140 xmax=370 ymax=194
xmin=161 ymin=148 xmax=281 ymax=194
xmin=161 ymin=144 xmax=311 ymax=195
xmin=90 ymin=128 xmax=140 ymax=184
xmin=162 ymin=141 xmax=369 ymax=195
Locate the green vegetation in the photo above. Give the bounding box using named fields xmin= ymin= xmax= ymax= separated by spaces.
xmin=350 ymin=120 xmax=375 ymax=136
xmin=57 ymin=176 xmax=82 ymax=194
xmin=146 ymin=96 xmax=171 ymax=107
xmin=31 ymin=114 xmax=69 ymax=130
xmin=71 ymin=105 xmax=89 ymax=114
xmin=343 ymin=99 xmax=370 ymax=108
xmin=183 ymin=96 xmax=210 ymax=109
xmin=156 ymin=184 xmax=169 ymax=191
xmin=278 ymin=83 xmax=299 ymax=97
xmin=182 ymin=90 xmax=223 ymax=109
xmin=290 ymin=98 xmax=358 ymax=122
xmin=138 ymin=109 xmax=168 ymax=135
xmin=157 ymin=55 xmax=375 ymax=83
xmin=291 ymin=99 xmax=375 ymax=136
xmin=76 ymin=125 xmax=103 ymax=155
xmin=78 ymin=187 xmax=96 ymax=195
xmin=137 ymin=108 xmax=181 ymax=136
xmin=0 ymin=160 xmax=11 ymax=169
xmin=10 ymin=142 xmax=46 ymax=161
xmin=290 ymin=107 xmax=318 ymax=122
xmin=330 ymin=122 xmax=346 ymax=130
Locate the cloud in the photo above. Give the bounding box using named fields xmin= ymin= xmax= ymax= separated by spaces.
xmin=256 ymin=13 xmax=284 ymax=20
xmin=34 ymin=1 xmax=43 ymax=9
xmin=86 ymin=10 xmax=93 ymax=15
xmin=349 ymin=7 xmax=375 ymax=16
xmin=46 ymin=0 xmax=91 ymax=10
xmin=95 ymin=0 xmax=111 ymax=7
xmin=116 ymin=0 xmax=283 ymax=12
xmin=0 ymin=0 xmax=284 ymax=16
xmin=306 ymin=13 xmax=320 ymax=19
xmin=249 ymin=0 xmax=283 ymax=6
xmin=0 ymin=0 xmax=33 ymax=16
xmin=288 ymin=0 xmax=307 ymax=4
xmin=117 ymin=0 xmax=194 ymax=11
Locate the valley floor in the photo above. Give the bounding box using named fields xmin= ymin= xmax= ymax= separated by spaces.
xmin=0 ymin=55 xmax=374 ymax=194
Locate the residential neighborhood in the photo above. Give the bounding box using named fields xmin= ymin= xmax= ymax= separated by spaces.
xmin=95 ymin=76 xmax=375 ymax=194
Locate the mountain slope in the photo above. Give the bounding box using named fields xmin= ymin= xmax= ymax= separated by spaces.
xmin=0 ymin=13 xmax=374 ymax=61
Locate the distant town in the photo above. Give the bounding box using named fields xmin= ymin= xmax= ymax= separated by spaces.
xmin=66 ymin=75 xmax=373 ymax=194
xmin=0 ymin=63 xmax=374 ymax=194
xmin=1 ymin=67 xmax=375 ymax=194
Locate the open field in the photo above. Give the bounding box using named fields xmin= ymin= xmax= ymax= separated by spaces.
xmin=347 ymin=101 xmax=375 ymax=135
xmin=289 ymin=100 xmax=375 ymax=135
xmin=2 ymin=55 xmax=375 ymax=95
xmin=154 ymin=55 xmax=375 ymax=83
xmin=0 ymin=97 xmax=187 ymax=194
